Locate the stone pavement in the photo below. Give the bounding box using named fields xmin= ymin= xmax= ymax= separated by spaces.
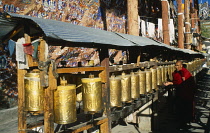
xmin=111 ymin=95 xmax=209 ymax=133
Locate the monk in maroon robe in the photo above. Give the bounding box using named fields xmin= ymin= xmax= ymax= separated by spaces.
xmin=164 ymin=61 xmax=196 ymax=129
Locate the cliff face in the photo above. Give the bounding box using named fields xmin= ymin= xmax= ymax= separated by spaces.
xmin=0 ymin=0 xmax=127 ymax=33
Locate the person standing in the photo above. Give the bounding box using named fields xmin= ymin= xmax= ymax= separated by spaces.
xmin=164 ymin=60 xmax=196 ymax=129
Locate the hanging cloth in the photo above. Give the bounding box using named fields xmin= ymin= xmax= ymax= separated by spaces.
xmin=8 ymin=39 xmax=15 ymax=57
xmin=169 ymin=19 xmax=175 ymax=43
xmin=147 ymin=22 xmax=155 ymax=38
xmin=141 ymin=19 xmax=146 ymax=37
xmin=16 ymin=37 xmax=29 ymax=69
xmin=16 ymin=37 xmax=25 ymax=62
xmin=23 ymin=43 xmax=33 ymax=55
xmin=32 ymin=40 xmax=40 ymax=59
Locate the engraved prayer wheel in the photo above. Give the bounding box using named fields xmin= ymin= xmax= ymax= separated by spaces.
xmin=130 ymin=72 xmax=139 ymax=99
xmin=136 ymin=71 xmax=146 ymax=95
xmin=161 ymin=66 xmax=165 ymax=83
xmin=54 ymin=80 xmax=76 ymax=124
xmin=151 ymin=68 xmax=157 ymax=90
xmin=82 ymin=76 xmax=103 ymax=114
xmin=145 ymin=70 xmax=152 ymax=93
xmin=164 ymin=66 xmax=168 ymax=81
xmin=118 ymin=72 xmax=131 ymax=102
xmin=110 ymin=75 xmax=122 ymax=107
xmin=24 ymin=72 xmax=44 ymax=112
xmin=157 ymin=67 xmax=162 ymax=86
xmin=168 ymin=65 xmax=173 ymax=81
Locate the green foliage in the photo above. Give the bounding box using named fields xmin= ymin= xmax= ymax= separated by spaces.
xmin=201 ymin=24 xmax=210 ymax=38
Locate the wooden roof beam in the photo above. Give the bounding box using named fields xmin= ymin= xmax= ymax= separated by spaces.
xmin=2 ymin=24 xmax=24 ymax=43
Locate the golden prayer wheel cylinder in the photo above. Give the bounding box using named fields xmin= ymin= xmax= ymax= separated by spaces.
xmin=136 ymin=71 xmax=146 ymax=95
xmin=24 ymin=72 xmax=44 ymax=112
xmin=110 ymin=75 xmax=122 ymax=107
xmin=164 ymin=66 xmax=168 ymax=81
xmin=188 ymin=62 xmax=192 ymax=72
xmin=82 ymin=77 xmax=103 ymax=113
xmin=130 ymin=72 xmax=139 ymax=99
xmin=54 ymin=83 xmax=76 ymax=124
xmin=118 ymin=72 xmax=131 ymax=102
xmin=161 ymin=66 xmax=165 ymax=83
xmin=157 ymin=67 xmax=162 ymax=86
xmin=151 ymin=68 xmax=157 ymax=90
xmin=167 ymin=65 xmax=172 ymax=81
xmin=145 ymin=70 xmax=152 ymax=93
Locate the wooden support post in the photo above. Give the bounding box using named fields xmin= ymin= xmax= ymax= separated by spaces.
xmin=39 ymin=39 xmax=54 ymax=133
xmin=100 ymin=119 xmax=109 ymax=133
xmin=184 ymin=0 xmax=191 ymax=49
xmin=18 ymin=69 xmax=27 ymax=133
xmin=190 ymin=0 xmax=195 ymax=29
xmin=127 ymin=0 xmax=139 ymax=36
xmin=177 ymin=0 xmax=184 ymax=49
xmin=44 ymin=65 xmax=56 ymax=133
xmin=161 ymin=0 xmax=170 ymax=45
xmin=99 ymin=48 xmax=110 ymax=133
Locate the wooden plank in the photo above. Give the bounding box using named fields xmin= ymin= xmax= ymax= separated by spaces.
xmin=39 ymin=39 xmax=47 ymax=87
xmin=70 ymin=118 xmax=108 ymax=133
xmin=100 ymin=120 xmax=109 ymax=133
xmin=3 ymin=24 xmax=23 ymax=43
xmin=57 ymin=67 xmax=105 ymax=73
xmin=99 ymin=48 xmax=110 ymax=132
xmin=44 ymin=65 xmax=55 ymax=133
xmin=18 ymin=69 xmax=27 ymax=133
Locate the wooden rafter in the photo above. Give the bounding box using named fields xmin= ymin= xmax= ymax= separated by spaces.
xmin=2 ymin=24 xmax=24 ymax=43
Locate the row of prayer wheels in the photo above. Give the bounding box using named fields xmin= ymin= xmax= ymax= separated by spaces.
xmin=110 ymin=65 xmax=175 ymax=107
xmin=24 ymin=72 xmax=103 ymax=124
xmin=184 ymin=59 xmax=204 ymax=73
xmin=23 ymin=64 xmax=178 ymax=124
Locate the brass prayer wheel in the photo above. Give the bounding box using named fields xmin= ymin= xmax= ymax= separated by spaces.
xmin=160 ymin=66 xmax=165 ymax=83
xmin=164 ymin=66 xmax=168 ymax=82
xmin=54 ymin=81 xmax=76 ymax=124
xmin=110 ymin=75 xmax=122 ymax=107
xmin=24 ymin=72 xmax=44 ymax=112
xmin=118 ymin=72 xmax=131 ymax=102
xmin=130 ymin=72 xmax=139 ymax=99
xmin=151 ymin=68 xmax=157 ymax=90
xmin=168 ymin=65 xmax=173 ymax=81
xmin=81 ymin=76 xmax=103 ymax=114
xmin=145 ymin=70 xmax=152 ymax=93
xmin=157 ymin=67 xmax=162 ymax=86
xmin=136 ymin=71 xmax=146 ymax=95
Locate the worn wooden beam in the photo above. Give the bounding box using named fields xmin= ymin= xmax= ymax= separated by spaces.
xmin=127 ymin=0 xmax=139 ymax=36
xmin=3 ymin=24 xmax=23 ymax=43
xmin=57 ymin=67 xmax=105 ymax=74
xmin=177 ymin=0 xmax=184 ymax=49
xmin=69 ymin=117 xmax=108 ymax=133
xmin=44 ymin=65 xmax=56 ymax=133
xmin=99 ymin=48 xmax=111 ymax=132
xmin=161 ymin=0 xmax=170 ymax=45
xmin=18 ymin=69 xmax=27 ymax=133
